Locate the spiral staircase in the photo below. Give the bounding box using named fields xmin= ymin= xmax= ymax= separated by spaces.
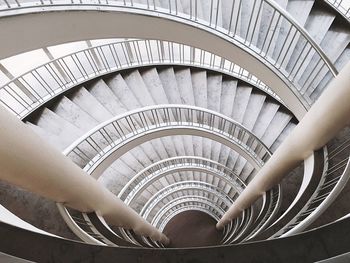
xmin=0 ymin=0 xmax=350 ymax=262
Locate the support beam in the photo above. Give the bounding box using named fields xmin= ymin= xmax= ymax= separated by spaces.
xmin=0 ymin=106 xmax=169 ymax=244
xmin=217 ymin=61 xmax=350 ymax=230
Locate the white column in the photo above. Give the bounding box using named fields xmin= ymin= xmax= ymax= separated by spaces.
xmin=217 ymin=61 xmax=350 ymax=229
xmin=0 ymin=106 xmax=169 ymax=244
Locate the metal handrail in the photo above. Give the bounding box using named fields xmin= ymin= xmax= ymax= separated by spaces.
xmin=140 ymin=181 xmax=233 ymax=216
xmin=0 ymin=39 xmax=280 ymax=119
xmin=0 ymin=0 xmax=337 ymax=110
xmin=118 ymin=156 xmax=246 ymax=203
xmin=59 ymin=105 xmax=271 ymax=246
xmin=156 ymin=199 xmax=224 ymax=227
xmin=279 ymin=138 xmax=350 ymax=237
xmin=64 ymin=105 xmax=271 ymax=176
xmin=324 ymin=0 xmax=350 ymax=22
xmin=151 ymin=195 xmax=225 ymax=228
xmin=124 ymin=166 xmax=239 ymax=209
xmin=117 ymin=155 xmax=281 ymax=239
xmin=134 ymin=181 xmax=237 ymax=242
xmin=245 ymin=184 xmax=282 ymax=240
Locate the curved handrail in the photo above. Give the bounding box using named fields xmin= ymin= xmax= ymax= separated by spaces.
xmin=140 ymin=181 xmax=234 ymax=219
xmin=0 ymin=39 xmax=280 ymax=119
xmin=3 ymin=217 xmax=350 ymax=262
xmin=124 ymin=165 xmax=240 ymax=208
xmin=64 ymin=105 xmax=271 ymax=176
xmin=151 ymin=195 xmax=225 ymax=227
xmin=140 ymin=181 xmax=254 ymax=242
xmin=117 ymin=155 xmax=281 ymax=240
xmin=58 ymin=105 xmax=272 ymax=247
xmin=0 ymin=0 xmax=337 ymax=111
xmin=244 ymin=184 xmax=282 ymax=240
xmin=280 ymin=138 xmax=350 ymax=237
xmin=118 ymin=156 xmax=246 ymax=203
xmin=56 ymin=204 xmax=107 ymax=245
xmin=0 ymin=0 xmax=337 ymax=76
xmin=156 ymin=199 xmax=223 ymax=227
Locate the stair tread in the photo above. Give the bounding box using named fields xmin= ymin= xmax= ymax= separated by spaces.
xmin=123 ymin=70 xmax=155 ymax=106
xmin=26 ymin=122 xmax=64 ymax=151
xmin=242 ymin=93 xmax=266 ymax=130
xmin=35 ymin=108 xmax=82 ymax=145
xmin=69 ymin=86 xmax=113 ymax=123
xmin=232 ymin=85 xmax=252 ymax=123
xmin=261 ymin=111 xmax=293 ymax=147
xmin=87 ymin=79 xmax=128 ymax=116
xmin=156 ymin=67 xmax=188 ymax=155
xmin=174 ymin=68 xmax=196 ymax=156
xmin=53 ymin=96 xmax=98 ymax=131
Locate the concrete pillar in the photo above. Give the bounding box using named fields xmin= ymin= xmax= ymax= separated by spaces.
xmin=217 ymin=61 xmax=350 ymax=230
xmin=0 ymin=106 xmax=169 ymax=244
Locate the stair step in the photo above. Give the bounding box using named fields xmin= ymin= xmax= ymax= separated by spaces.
xmin=52 ymin=96 xmax=98 ymax=131
xmin=174 ymin=68 xmax=197 ymax=157
xmin=305 ymin=28 xmax=350 ymax=97
xmin=286 ymin=0 xmax=315 ymax=26
xmin=218 ymin=78 xmax=238 ymax=166
xmin=191 ymin=70 xmax=208 ymax=108
xmin=298 ymin=21 xmax=350 ymax=93
xmin=207 ymin=73 xmax=222 ymax=164
xmin=261 ymin=111 xmax=293 ymax=148
xmin=122 ymin=70 xmax=155 ymax=106
xmin=35 ymin=108 xmax=81 ymax=147
xmin=87 ymin=79 xmax=128 ymax=116
xmin=106 ymin=74 xmax=142 ymax=110
xmin=252 ymin=100 xmax=280 ymax=138
xmin=157 ymin=67 xmax=187 ymax=157
xmin=220 ymin=78 xmax=237 ymax=117
xmin=221 ymin=0 xmax=235 ymax=30
xmin=239 ymin=161 xmax=255 ymax=182
xmin=141 ymin=67 xmax=169 ymax=104
xmin=239 ymin=0 xmax=257 ymax=39
xmin=309 ymin=46 xmax=350 ymax=100
xmin=207 ymin=73 xmax=222 ymax=112
xmin=270 ymin=122 xmax=296 ymax=152
xmin=69 ymin=87 xmax=113 ymax=122
xmin=26 ymin=122 xmax=63 ymax=151
xmin=242 ymin=93 xmax=266 ymax=130
xmin=232 ymin=84 xmax=252 ymax=123
xmin=281 ymin=0 xmax=315 ymax=70
xmin=174 ymin=67 xmax=196 ymax=105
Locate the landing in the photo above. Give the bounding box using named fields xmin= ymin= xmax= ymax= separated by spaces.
xmin=163 ymin=210 xmax=223 ymax=248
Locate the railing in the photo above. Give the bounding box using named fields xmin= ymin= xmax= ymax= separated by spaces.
xmin=139 ymin=181 xmax=234 ymax=221
xmin=230 ymin=207 xmax=254 ymax=243
xmin=118 ymin=156 xmax=246 ymax=204
xmin=324 ymin=0 xmax=350 ymax=21
xmin=59 ymin=105 xmax=271 ymax=246
xmin=0 ymin=39 xmax=279 ymax=119
xmin=138 ymin=180 xmax=254 ymax=242
xmin=117 ymin=155 xmax=281 ymax=241
xmin=151 ymin=196 xmax=225 ymax=228
xmin=130 ymin=180 xmax=236 ymax=243
xmin=3 ymin=216 xmax=350 ymax=262
xmin=279 ymin=137 xmax=350 ymax=237
xmin=222 ymin=207 xmax=253 ymax=244
xmin=58 ymin=204 xmax=163 ymax=247
xmin=0 ymin=0 xmax=337 ymax=110
xmin=56 ymin=205 xmax=110 ymax=245
xmin=64 ymin=105 xmax=271 ymax=177
xmin=244 ymin=184 xmax=281 ymax=240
